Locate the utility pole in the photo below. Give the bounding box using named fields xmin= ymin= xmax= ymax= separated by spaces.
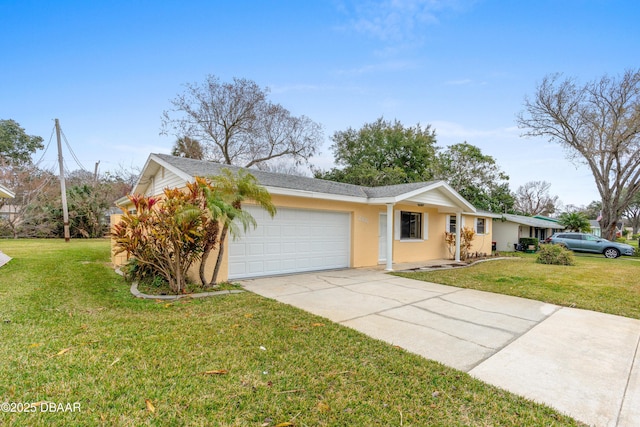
xmin=55 ymin=119 xmax=70 ymax=242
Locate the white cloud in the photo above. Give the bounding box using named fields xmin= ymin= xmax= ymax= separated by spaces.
xmin=338 ymin=0 xmax=475 ymax=43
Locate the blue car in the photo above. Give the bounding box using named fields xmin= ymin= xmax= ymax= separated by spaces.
xmin=545 ymin=232 xmax=635 ymax=258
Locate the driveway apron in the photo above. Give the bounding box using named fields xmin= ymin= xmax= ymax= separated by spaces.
xmin=240 ymin=268 xmax=640 ymax=427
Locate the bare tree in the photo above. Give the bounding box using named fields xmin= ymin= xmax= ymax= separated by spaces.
xmin=518 ymin=70 xmax=640 ymax=240
xmin=161 ymin=75 xmax=323 ymax=168
xmin=514 ymin=181 xmax=559 ymax=216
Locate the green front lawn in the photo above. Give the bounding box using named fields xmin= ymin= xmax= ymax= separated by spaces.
xmin=0 ymin=240 xmax=582 ymax=426
xmin=396 ymin=254 xmax=640 ymax=319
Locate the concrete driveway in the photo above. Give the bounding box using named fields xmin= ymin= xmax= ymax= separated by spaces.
xmin=239 ymin=268 xmax=640 ymax=427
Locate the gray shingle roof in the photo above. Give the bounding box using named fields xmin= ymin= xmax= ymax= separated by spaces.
xmin=501 ymin=213 xmax=565 ymax=229
xmin=154 ymin=153 xmax=438 ymax=199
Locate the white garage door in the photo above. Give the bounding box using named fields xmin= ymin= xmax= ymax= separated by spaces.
xmin=228 ymin=206 xmax=351 ymax=279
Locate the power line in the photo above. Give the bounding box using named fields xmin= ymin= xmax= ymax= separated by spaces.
xmin=59 ymin=126 xmax=88 ymax=172
xmin=34 ymin=124 xmax=55 ymax=166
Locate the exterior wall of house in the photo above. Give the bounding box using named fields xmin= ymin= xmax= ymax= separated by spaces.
xmin=492 ymin=220 xmax=520 ymax=252
xmin=393 ymin=204 xmax=447 ymax=262
xmin=464 ymin=214 xmax=494 ymax=255
xmin=109 ymin=173 xmax=494 ymax=281
xmin=110 ymin=214 xmax=128 ymax=267
xmin=0 ymin=204 xmax=20 ymax=222
xmin=143 ymin=167 xmax=185 ymax=197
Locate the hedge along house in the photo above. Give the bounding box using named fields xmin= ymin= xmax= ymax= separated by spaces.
xmin=111 ymin=154 xmax=494 ymax=281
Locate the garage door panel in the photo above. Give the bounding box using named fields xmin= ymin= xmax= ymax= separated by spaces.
xmin=228 ymin=207 xmax=350 ymax=279
xmin=282 ymin=242 xmax=296 ymax=254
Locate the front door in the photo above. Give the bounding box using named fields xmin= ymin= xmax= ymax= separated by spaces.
xmin=379 ymin=213 xmax=387 ymax=262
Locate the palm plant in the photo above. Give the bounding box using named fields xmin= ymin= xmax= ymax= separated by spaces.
xmin=558 ymin=212 xmax=591 ymax=233
xmin=200 ymin=169 xmax=276 ymax=286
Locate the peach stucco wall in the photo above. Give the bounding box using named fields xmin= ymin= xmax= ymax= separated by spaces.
xmin=109 ymin=190 xmax=494 ymax=282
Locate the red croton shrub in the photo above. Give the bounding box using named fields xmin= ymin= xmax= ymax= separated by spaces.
xmin=112 ymin=186 xmax=206 ymax=293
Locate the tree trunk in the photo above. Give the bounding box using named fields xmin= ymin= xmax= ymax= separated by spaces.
xmin=199 ymin=248 xmax=211 ymax=286
xmin=601 ymin=212 xmax=618 ymax=241
xmin=200 ymin=220 xmax=220 ymax=287
xmin=209 ymin=224 xmax=229 ymax=286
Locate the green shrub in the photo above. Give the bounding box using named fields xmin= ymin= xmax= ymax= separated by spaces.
xmin=536 ymin=244 xmax=575 ymax=266
xmin=519 ymin=237 xmax=539 ymax=250
xmin=121 ymin=257 xmax=161 ymax=283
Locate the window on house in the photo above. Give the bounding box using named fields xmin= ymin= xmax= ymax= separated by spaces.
xmin=476 ymin=218 xmax=486 ymax=234
xmin=448 ymin=215 xmax=457 ymax=233
xmin=400 ymin=211 xmax=422 ymax=239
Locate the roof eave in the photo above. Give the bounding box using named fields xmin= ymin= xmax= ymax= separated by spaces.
xmin=266 ymin=187 xmax=367 ymax=204
xmin=0 ymin=184 xmax=15 ymax=199
xmin=131 ymin=153 xmax=195 ymax=195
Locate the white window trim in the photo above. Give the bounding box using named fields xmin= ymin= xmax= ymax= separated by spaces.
xmin=395 ymin=210 xmax=427 ymax=241
xmin=475 ymin=217 xmax=488 ymax=235
xmin=447 ymin=214 xmax=457 ymax=234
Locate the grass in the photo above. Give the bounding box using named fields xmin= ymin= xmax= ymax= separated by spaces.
xmin=396 ymin=253 xmax=640 ymax=319
xmin=0 ymin=240 xmax=584 ymax=426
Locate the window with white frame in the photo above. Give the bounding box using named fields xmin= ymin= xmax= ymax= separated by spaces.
xmin=476 ymin=218 xmax=486 ymax=234
xmin=400 ymin=211 xmax=422 ymax=239
xmin=447 ymin=215 xmax=457 ymax=233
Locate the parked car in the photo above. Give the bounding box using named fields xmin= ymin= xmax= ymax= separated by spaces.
xmin=544 ymin=232 xmax=635 ymax=258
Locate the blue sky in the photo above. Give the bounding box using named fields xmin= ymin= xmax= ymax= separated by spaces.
xmin=2 ymin=0 xmax=639 ymax=207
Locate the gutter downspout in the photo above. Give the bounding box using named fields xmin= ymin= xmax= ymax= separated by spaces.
xmin=385 ymin=203 xmax=394 ymax=271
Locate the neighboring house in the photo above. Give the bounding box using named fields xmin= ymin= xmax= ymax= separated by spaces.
xmin=0 ymin=204 xmax=19 ymax=222
xmin=493 ymin=213 xmax=564 ymax=252
xmin=0 ymin=184 xmax=15 ymax=223
xmin=0 ymin=184 xmax=15 ymax=199
xmin=0 ymin=186 xmax=15 ymax=254
xmin=111 ymin=153 xmax=494 ymax=281
xmin=589 ymin=220 xmax=602 ymax=237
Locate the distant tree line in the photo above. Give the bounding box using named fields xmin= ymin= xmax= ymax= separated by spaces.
xmin=0 ymin=119 xmax=135 ymax=238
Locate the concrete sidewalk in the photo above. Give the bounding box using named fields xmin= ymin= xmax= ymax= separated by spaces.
xmin=239 ymin=268 xmax=640 ymax=427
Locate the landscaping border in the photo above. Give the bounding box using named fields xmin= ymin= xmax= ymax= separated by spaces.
xmin=115 ymin=268 xmax=244 ymax=300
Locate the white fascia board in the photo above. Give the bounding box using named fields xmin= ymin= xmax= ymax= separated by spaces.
xmin=472 ymin=211 xmax=503 ymax=218
xmin=148 ymin=153 xmax=194 ymax=181
xmin=0 ymin=184 xmax=15 ymax=198
xmin=369 ymin=181 xmax=476 ymax=212
xmin=266 ymin=187 xmax=367 ymax=204
xmin=115 ymin=196 xmax=130 ymax=207
xmin=132 ymin=154 xmax=194 ymax=195
xmin=130 ymin=155 xmax=157 ymax=194
xmin=366 ymin=196 xmax=399 ymax=204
